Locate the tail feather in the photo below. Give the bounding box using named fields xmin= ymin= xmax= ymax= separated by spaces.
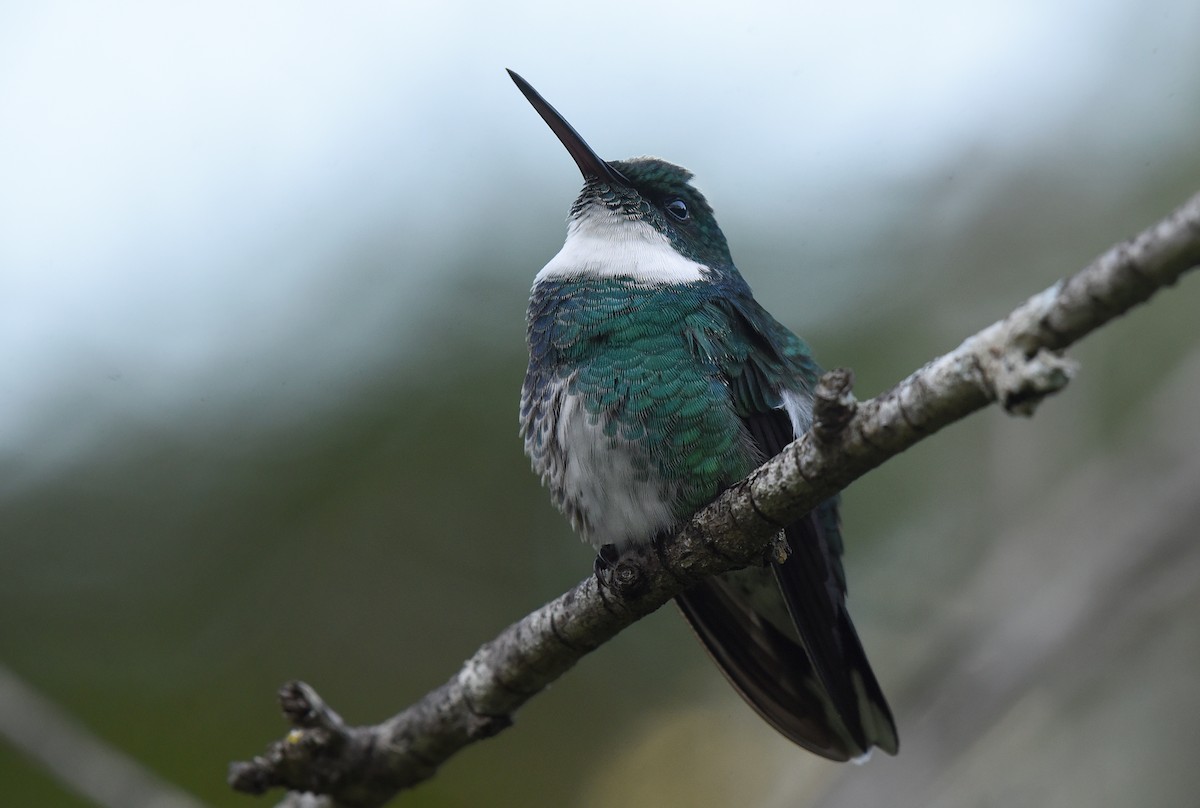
xmin=674 ymin=508 xmax=897 ymax=759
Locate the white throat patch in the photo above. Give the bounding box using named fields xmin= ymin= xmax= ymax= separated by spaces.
xmin=535 ymin=206 xmax=707 ymax=284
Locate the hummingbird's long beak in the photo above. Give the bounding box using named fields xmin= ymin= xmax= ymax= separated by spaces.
xmin=507 ymin=69 xmax=630 ymax=187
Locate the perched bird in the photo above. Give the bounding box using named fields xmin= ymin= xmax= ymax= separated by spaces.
xmin=510 ymin=70 xmax=897 ymax=761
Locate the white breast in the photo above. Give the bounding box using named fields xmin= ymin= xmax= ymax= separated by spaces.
xmin=526 ymin=383 xmax=680 ymax=550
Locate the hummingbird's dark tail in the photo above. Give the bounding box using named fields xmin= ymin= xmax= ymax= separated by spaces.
xmin=679 ymin=393 xmax=898 ymax=758
xmin=675 ymin=503 xmax=898 ymax=760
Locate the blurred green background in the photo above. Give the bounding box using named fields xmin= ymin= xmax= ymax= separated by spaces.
xmin=2 ymin=2 xmax=1199 ymax=807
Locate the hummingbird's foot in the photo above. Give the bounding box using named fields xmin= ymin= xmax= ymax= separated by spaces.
xmin=593 ymin=543 xmax=648 ymax=601
xmin=593 ymin=543 xmax=621 ymax=578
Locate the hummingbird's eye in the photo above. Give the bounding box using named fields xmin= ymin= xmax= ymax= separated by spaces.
xmin=665 ymin=198 xmax=690 ymax=221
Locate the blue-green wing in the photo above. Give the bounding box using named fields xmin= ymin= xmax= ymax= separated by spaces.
xmin=675 ymin=295 xmax=898 ymax=759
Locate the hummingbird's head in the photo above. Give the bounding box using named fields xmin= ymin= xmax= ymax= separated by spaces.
xmin=509 ymin=70 xmax=737 ymax=284
xmin=575 ymin=157 xmax=734 ymax=271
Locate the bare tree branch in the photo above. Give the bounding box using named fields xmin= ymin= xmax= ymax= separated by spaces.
xmin=229 ymin=191 xmax=1200 ymax=808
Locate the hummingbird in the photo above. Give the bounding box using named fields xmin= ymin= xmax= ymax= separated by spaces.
xmin=509 ymin=69 xmax=898 ymax=761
